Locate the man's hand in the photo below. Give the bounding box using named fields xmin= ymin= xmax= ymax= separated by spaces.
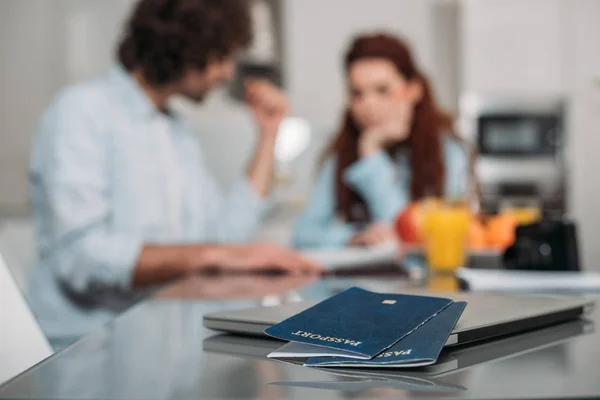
xmin=245 ymin=78 xmax=288 ymax=140
xmin=203 ymin=243 xmax=322 ymax=275
xmin=348 ymin=223 xmax=399 ymax=247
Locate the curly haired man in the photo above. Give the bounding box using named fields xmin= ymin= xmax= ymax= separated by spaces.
xmin=28 ymin=0 xmax=320 ymax=348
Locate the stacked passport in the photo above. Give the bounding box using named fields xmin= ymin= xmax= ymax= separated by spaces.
xmin=265 ymin=287 xmax=466 ymax=368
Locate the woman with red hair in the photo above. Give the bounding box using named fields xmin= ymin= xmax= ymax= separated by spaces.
xmin=293 ymin=33 xmax=470 ymax=249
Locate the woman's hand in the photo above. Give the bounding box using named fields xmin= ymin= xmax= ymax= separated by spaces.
xmin=359 ymin=91 xmax=414 ymax=157
xmin=348 ymin=223 xmax=398 ymax=247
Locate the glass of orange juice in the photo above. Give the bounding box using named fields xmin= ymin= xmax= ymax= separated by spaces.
xmin=422 ymin=201 xmax=470 ymax=273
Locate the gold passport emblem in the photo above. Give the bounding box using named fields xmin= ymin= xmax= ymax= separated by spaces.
xmin=382 ymin=300 xmax=397 ymax=305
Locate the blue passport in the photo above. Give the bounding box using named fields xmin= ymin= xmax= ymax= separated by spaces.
xmin=303 ymin=301 xmax=467 ymax=367
xmin=265 ymin=287 xmax=453 ymax=359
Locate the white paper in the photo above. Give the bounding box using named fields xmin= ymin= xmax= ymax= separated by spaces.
xmin=457 ymin=267 xmax=600 ymax=292
xmin=267 ymin=341 xmax=370 ymax=359
xmin=301 ymin=241 xmax=399 ymax=270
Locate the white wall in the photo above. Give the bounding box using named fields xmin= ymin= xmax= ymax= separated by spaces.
xmin=0 ymin=1 xmax=66 ymax=215
xmin=61 ymin=0 xmax=136 ymax=82
xmin=431 ymin=0 xmax=461 ymax=114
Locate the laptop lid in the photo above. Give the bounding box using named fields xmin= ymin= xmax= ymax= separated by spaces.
xmin=0 ymin=253 xmax=53 ymax=385
xmin=203 ymin=292 xmax=594 ymax=346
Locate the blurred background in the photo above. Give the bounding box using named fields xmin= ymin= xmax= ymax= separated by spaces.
xmin=0 ymin=0 xmax=599 ymax=288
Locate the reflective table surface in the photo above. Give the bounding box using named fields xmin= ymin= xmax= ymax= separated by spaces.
xmin=1 ymin=273 xmax=600 ymax=400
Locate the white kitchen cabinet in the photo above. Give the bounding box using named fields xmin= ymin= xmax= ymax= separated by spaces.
xmin=461 ymin=0 xmax=564 ymax=95
xmin=563 ymin=0 xmax=600 ymax=270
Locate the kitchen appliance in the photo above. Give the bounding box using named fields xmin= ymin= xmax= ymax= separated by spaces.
xmin=503 ymin=219 xmax=580 ymax=271
xmin=460 ymin=93 xmax=567 ymax=215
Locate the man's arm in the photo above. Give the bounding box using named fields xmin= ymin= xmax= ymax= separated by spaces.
xmin=132 ymin=244 xmax=322 ymax=288
xmin=244 ymin=79 xmax=288 ymax=197
xmin=246 ymin=135 xmax=277 ymax=198
xmin=196 ymin=80 xmax=287 ymax=243
xmin=131 ymin=245 xmax=198 ymax=288
xmin=38 ymin=92 xmax=319 ymax=295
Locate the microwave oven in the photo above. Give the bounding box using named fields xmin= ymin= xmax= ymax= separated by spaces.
xmin=459 ymin=93 xmax=567 ymax=215
xmin=478 ymin=113 xmax=562 ymax=157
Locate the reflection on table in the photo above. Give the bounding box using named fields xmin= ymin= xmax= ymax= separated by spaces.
xmin=0 ymin=273 xmax=599 ymax=400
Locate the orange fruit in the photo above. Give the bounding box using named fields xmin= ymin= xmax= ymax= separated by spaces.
xmin=468 ymin=218 xmax=487 ymax=250
xmin=486 ymin=214 xmax=517 ymax=250
xmin=503 ymin=208 xmax=541 ymax=226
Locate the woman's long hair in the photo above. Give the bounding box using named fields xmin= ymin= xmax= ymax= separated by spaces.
xmin=327 ymin=33 xmax=456 ymax=222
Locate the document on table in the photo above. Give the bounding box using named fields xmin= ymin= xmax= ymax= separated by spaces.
xmin=457 ymin=267 xmax=600 ymax=292
xmin=301 ymin=241 xmax=400 ymax=270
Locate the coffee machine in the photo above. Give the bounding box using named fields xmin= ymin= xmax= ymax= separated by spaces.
xmin=459 ymin=93 xmax=567 ymax=216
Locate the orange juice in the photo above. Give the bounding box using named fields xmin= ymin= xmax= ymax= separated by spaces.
xmin=423 ymin=204 xmax=470 ymax=272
